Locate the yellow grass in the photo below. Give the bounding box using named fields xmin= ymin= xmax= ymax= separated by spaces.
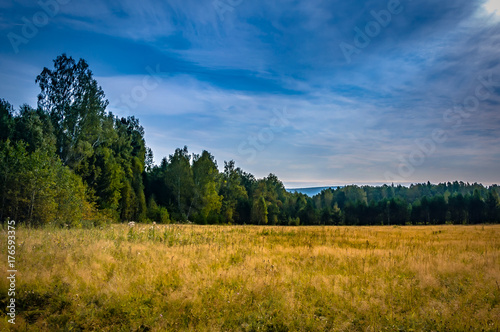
xmin=1 ymin=224 xmax=499 ymax=331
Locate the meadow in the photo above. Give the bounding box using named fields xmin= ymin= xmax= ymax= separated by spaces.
xmin=1 ymin=224 xmax=499 ymax=331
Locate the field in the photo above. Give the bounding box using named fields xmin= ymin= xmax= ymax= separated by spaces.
xmin=1 ymin=224 xmax=499 ymax=331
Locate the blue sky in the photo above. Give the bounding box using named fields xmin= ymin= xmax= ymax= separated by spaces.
xmin=1 ymin=0 xmax=499 ymax=187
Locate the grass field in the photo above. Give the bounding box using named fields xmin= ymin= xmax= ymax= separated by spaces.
xmin=1 ymin=224 xmax=499 ymax=331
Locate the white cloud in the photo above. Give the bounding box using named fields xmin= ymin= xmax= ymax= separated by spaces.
xmin=484 ymin=0 xmax=500 ymax=16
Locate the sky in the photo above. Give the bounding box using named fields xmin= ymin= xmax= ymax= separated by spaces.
xmin=1 ymin=0 xmax=499 ymax=188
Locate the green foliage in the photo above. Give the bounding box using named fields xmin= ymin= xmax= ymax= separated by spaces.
xmin=288 ymin=217 xmax=300 ymax=226
xmin=0 ymin=140 xmax=89 ymax=226
xmin=147 ymin=196 xmax=170 ymax=224
xmin=165 ymin=146 xmax=195 ymax=221
xmin=220 ymin=160 xmax=248 ymax=224
xmin=0 ymin=54 xmax=148 ymax=226
xmin=36 ymin=54 xmax=108 ymax=169
xmin=13 ymin=104 xmax=56 ymax=152
xmin=311 ymin=182 xmax=500 ymax=225
xmin=252 ymin=195 xmax=268 ymax=225
xmin=0 ymin=99 xmax=14 ymax=141
xmin=192 ymin=151 xmax=223 ymax=220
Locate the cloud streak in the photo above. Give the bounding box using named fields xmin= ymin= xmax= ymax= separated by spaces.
xmin=0 ymin=0 xmax=499 ymax=187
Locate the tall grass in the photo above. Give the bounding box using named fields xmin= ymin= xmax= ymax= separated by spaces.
xmin=1 ymin=224 xmax=499 ymax=331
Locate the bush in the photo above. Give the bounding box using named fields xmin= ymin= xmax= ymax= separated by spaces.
xmin=288 ymin=217 xmax=300 ymax=226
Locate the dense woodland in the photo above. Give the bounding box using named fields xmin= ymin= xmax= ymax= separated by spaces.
xmin=1 ymin=54 xmax=499 ymax=227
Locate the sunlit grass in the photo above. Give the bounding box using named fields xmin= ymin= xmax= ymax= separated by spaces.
xmin=1 ymin=224 xmax=499 ymax=331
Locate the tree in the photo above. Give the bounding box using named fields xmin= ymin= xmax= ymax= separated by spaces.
xmin=448 ymin=194 xmax=468 ymax=224
xmin=34 ymin=54 xmax=151 ymax=222
xmin=220 ymin=160 xmax=247 ymax=223
xmin=299 ymin=200 xmax=320 ymax=225
xmin=147 ymin=196 xmax=170 ymax=224
xmin=0 ymin=140 xmax=90 ymax=226
xmin=114 ymin=117 xmax=147 ymax=221
xmin=262 ymin=174 xmax=287 ymax=224
xmin=0 ymin=140 xmax=27 ymax=222
xmin=420 ymin=196 xmax=431 ymax=225
xmin=0 ymin=99 xmax=14 ymax=141
xmin=252 ymin=195 xmax=268 ymax=225
xmin=387 ymin=198 xmax=409 ymax=225
xmin=36 ymin=53 xmax=108 ymax=169
xmin=344 ymin=185 xmax=368 ymax=205
xmin=164 ymin=146 xmax=194 ymax=221
xmin=192 ymin=151 xmax=223 ymax=223
xmin=429 ymin=195 xmax=446 ymax=224
xmin=13 ymin=104 xmax=56 ymax=152
xmin=486 ymin=190 xmax=500 ymax=223
xmin=322 ymin=189 xmax=334 ymax=210
xmin=145 ymin=147 xmax=154 ymax=172
xmin=469 ymin=190 xmax=486 ymax=224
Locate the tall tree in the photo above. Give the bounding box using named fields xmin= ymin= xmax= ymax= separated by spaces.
xmin=36 ymin=54 xmax=108 ymax=169
xmin=164 ymin=146 xmax=194 ymax=220
xmin=192 ymin=151 xmax=223 ymax=223
xmin=252 ymin=195 xmax=268 ymax=225
xmin=486 ymin=190 xmax=500 ymax=223
xmin=0 ymin=140 xmax=27 ymax=222
xmin=469 ymin=189 xmax=486 ymax=224
xmin=0 ymin=99 xmax=14 ymax=141
xmin=448 ymin=193 xmax=468 ymax=224
xmin=220 ymin=160 xmax=247 ymax=223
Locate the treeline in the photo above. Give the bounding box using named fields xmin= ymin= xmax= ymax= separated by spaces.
xmin=1 ymin=54 xmax=499 ymax=227
xmin=311 ymin=182 xmax=500 ymax=225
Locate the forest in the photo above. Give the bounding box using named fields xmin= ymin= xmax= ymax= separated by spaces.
xmin=1 ymin=54 xmax=500 ymax=227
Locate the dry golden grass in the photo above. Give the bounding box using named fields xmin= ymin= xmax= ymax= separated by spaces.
xmin=1 ymin=224 xmax=499 ymax=331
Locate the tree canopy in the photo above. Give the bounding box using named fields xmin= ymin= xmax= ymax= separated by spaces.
xmin=1 ymin=55 xmax=499 ymax=227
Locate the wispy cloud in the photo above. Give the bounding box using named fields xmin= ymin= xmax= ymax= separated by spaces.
xmin=0 ymin=0 xmax=499 ymax=187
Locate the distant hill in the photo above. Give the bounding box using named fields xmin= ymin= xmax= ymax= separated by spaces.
xmin=286 ymin=186 xmax=340 ymax=197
